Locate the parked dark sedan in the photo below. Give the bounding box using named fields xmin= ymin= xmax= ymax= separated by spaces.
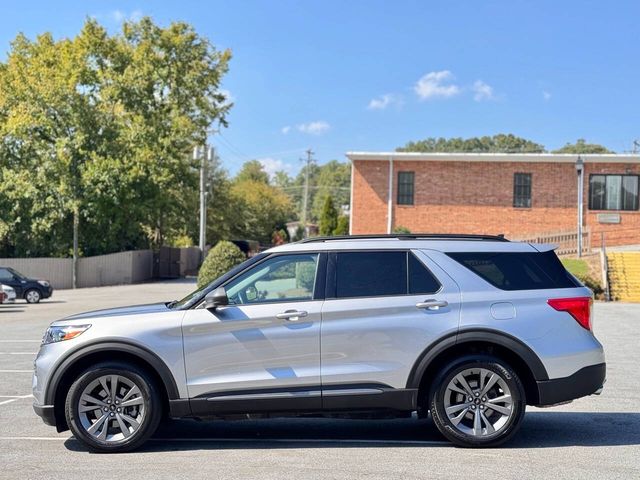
xmin=0 ymin=267 xmax=53 ymax=303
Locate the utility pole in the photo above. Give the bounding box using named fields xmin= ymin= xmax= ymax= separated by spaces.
xmin=195 ymin=145 xmax=208 ymax=260
xmin=301 ymin=148 xmax=314 ymax=237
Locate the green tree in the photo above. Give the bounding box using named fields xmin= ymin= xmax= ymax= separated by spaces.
xmin=235 ymin=160 xmax=270 ymax=184
xmin=197 ymin=240 xmax=246 ymax=288
xmin=311 ymin=160 xmax=351 ymax=221
xmin=392 ymin=226 xmax=412 ymax=234
xmin=319 ymin=195 xmax=338 ymax=236
xmin=229 ymin=180 xmax=294 ymax=243
xmin=0 ymin=17 xmax=231 ymax=265
xmin=334 ymin=215 xmax=349 ymax=235
xmin=397 ymin=134 xmax=545 ymax=153
xmin=552 ymin=139 xmax=613 ymax=154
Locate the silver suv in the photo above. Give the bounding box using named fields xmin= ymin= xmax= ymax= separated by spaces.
xmin=33 ymin=234 xmax=606 ymax=452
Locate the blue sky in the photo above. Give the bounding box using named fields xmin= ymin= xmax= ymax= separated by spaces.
xmin=1 ymin=1 xmax=639 ymax=176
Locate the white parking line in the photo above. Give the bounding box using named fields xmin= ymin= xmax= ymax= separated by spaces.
xmin=0 ymin=435 xmax=449 ymax=446
xmin=0 ymin=352 xmax=37 ymax=355
xmin=0 ymin=340 xmax=41 ymax=343
xmin=0 ymin=394 xmax=32 ymax=406
xmin=0 ymin=370 xmax=32 ymax=373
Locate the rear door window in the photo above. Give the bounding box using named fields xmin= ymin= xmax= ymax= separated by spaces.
xmin=334 ymin=251 xmax=441 ymax=298
xmin=336 ymin=251 xmax=406 ymax=298
xmin=447 ymin=251 xmax=579 ymax=290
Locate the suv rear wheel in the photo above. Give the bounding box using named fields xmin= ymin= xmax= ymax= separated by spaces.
xmin=430 ymin=355 xmax=525 ymax=447
xmin=65 ymin=362 xmax=162 ymax=453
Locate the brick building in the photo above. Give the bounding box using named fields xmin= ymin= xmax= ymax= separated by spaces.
xmin=347 ymin=152 xmax=640 ymax=247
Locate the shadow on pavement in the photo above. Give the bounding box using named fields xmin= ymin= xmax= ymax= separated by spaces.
xmin=63 ymin=411 xmax=640 ymax=452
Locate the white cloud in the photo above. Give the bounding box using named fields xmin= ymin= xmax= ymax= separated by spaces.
xmin=367 ymin=93 xmax=403 ymax=110
xmin=543 ymin=90 xmax=552 ymax=101
xmin=414 ymin=70 xmax=460 ymax=100
xmin=472 ymin=80 xmax=495 ymax=101
xmin=281 ymin=126 xmax=291 ymax=134
xmin=296 ymin=121 xmax=330 ymax=135
xmin=258 ymin=157 xmax=295 ymax=178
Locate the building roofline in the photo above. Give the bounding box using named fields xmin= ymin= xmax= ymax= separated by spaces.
xmin=346 ymin=151 xmax=640 ymax=164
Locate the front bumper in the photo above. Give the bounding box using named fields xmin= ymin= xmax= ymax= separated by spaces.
xmin=42 ymin=286 xmax=53 ymax=299
xmin=33 ymin=403 xmax=56 ymax=427
xmin=535 ymin=363 xmax=606 ymax=406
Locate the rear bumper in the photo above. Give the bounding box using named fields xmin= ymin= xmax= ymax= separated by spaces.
xmin=535 ymin=363 xmax=606 ymax=406
xmin=33 ymin=403 xmax=56 ymax=427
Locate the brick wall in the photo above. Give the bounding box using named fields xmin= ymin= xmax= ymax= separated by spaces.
xmin=351 ymin=159 xmax=640 ymax=247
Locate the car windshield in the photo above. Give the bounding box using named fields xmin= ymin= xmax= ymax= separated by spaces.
xmin=169 ymin=253 xmax=267 ymax=310
xmin=8 ymin=268 xmax=26 ymax=280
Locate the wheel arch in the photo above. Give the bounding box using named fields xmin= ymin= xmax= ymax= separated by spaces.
xmin=407 ymin=329 xmax=548 ymax=407
xmin=47 ymin=341 xmax=179 ymax=432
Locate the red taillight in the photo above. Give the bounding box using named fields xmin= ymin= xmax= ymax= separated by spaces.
xmin=548 ymin=297 xmax=593 ymax=331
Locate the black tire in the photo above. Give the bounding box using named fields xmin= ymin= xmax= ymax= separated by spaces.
xmin=429 ymin=355 xmax=526 ymax=448
xmin=65 ymin=362 xmax=163 ymax=453
xmin=24 ymin=289 xmax=41 ymax=304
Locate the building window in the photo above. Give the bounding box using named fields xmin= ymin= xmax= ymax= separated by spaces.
xmin=397 ymin=172 xmax=414 ymax=205
xmin=589 ymin=175 xmax=639 ymax=211
xmin=513 ymin=173 xmax=532 ymax=208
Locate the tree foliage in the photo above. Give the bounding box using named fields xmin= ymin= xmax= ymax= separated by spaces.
xmin=0 ymin=17 xmax=231 ymax=257
xmin=319 ymin=195 xmax=338 ymax=236
xmin=197 ymin=240 xmax=245 ymax=288
xmin=397 ymin=134 xmax=545 ymax=153
xmin=552 ymin=139 xmax=613 ymax=154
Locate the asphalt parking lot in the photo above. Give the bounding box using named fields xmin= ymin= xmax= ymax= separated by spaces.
xmin=0 ymin=281 xmax=639 ymax=479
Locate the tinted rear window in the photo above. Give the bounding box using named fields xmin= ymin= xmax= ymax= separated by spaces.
xmin=408 ymin=253 xmax=441 ymax=294
xmin=335 ymin=251 xmax=441 ymax=298
xmin=447 ymin=251 xmax=579 ymax=290
xmin=336 ymin=251 xmax=406 ymax=298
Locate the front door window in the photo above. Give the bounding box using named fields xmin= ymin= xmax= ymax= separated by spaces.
xmin=225 ymin=254 xmax=319 ymax=305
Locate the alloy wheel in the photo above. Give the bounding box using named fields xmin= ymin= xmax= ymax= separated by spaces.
xmin=26 ymin=290 xmax=40 ymax=303
xmin=77 ymin=374 xmax=146 ymax=443
xmin=443 ymin=367 xmax=514 ymax=437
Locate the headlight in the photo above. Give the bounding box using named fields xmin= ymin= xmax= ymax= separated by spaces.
xmin=42 ymin=325 xmax=91 ymax=345
xmin=37 ymin=280 xmax=50 ymax=287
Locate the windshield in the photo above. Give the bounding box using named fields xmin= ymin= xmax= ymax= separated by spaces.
xmin=169 ymin=253 xmax=268 ymax=310
xmin=8 ymin=268 xmax=26 ymax=280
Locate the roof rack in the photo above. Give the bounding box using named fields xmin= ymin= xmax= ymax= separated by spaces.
xmin=298 ymin=233 xmax=509 ymax=244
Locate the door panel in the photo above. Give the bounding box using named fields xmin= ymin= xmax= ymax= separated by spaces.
xmin=182 ymin=300 xmax=322 ymax=399
xmin=320 ymin=249 xmax=461 ymax=390
xmin=182 ymin=252 xmax=325 ymax=402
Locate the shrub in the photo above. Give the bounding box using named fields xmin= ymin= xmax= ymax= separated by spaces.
xmin=575 ymin=273 xmax=604 ymax=297
xmin=392 ymin=225 xmax=411 ymax=234
xmin=334 ymin=216 xmax=349 ymax=235
xmin=295 ymin=261 xmax=316 ymax=291
xmin=197 ymin=241 xmax=246 ymax=288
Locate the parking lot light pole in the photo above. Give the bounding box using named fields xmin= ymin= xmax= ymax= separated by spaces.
xmin=576 ymin=156 xmax=584 ymax=258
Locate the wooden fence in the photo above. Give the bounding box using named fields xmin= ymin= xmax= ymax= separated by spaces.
xmin=511 ymin=229 xmax=591 ymax=256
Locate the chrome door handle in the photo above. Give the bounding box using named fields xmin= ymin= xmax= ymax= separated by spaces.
xmin=276 ymin=310 xmax=308 ymax=321
xmin=416 ymin=299 xmax=448 ymax=310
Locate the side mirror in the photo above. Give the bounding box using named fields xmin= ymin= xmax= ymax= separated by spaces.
xmin=204 ymin=287 xmax=229 ymax=310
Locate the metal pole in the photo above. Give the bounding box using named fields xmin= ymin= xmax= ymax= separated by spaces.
xmin=302 ymin=149 xmax=314 ymax=237
xmin=196 ymin=146 xmax=206 ymax=257
xmin=576 ymin=156 xmax=584 ymax=257
xmin=387 ymin=156 xmax=394 ymax=234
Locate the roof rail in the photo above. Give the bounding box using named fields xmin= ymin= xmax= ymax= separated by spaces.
xmin=298 ymin=233 xmax=509 ymax=244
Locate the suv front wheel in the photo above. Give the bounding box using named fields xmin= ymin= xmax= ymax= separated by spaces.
xmin=65 ymin=362 xmax=162 ymax=452
xmin=430 ymin=355 xmax=525 ymax=447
